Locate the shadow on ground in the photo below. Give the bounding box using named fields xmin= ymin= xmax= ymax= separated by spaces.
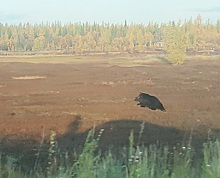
xmin=0 ymin=115 xmax=219 ymax=173
xmin=58 ymin=116 xmax=185 ymax=152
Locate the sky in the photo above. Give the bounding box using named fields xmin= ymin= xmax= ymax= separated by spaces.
xmin=0 ymin=0 xmax=220 ymax=25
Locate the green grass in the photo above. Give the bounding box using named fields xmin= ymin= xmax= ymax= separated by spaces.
xmin=0 ymin=130 xmax=220 ymax=178
xmin=0 ymin=56 xmax=95 ymax=64
xmin=0 ymin=54 xmax=158 ymax=65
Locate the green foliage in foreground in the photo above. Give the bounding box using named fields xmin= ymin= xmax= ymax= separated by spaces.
xmin=0 ymin=130 xmax=220 ymax=178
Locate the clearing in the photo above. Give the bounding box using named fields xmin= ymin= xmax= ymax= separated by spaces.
xmin=0 ymin=55 xmax=220 ymax=153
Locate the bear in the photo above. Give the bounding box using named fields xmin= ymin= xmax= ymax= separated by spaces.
xmin=134 ymin=92 xmax=166 ymax=112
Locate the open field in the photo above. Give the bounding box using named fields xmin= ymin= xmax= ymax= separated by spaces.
xmin=0 ymin=55 xmax=220 ymax=155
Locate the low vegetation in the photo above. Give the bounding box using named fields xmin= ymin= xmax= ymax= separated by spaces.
xmin=0 ymin=130 xmax=220 ymax=178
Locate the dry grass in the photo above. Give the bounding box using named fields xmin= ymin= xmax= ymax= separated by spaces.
xmin=0 ymin=55 xmax=162 ymax=65
xmin=12 ymin=76 xmax=47 ymax=80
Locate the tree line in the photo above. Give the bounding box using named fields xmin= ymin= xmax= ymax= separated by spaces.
xmin=0 ymin=15 xmax=220 ymax=54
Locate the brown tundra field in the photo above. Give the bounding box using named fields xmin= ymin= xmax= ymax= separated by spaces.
xmin=0 ymin=54 xmax=220 ymax=156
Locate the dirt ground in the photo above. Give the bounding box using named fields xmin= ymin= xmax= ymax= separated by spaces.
xmin=0 ymin=55 xmax=220 ymax=153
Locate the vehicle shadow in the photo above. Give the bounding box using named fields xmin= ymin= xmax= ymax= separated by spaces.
xmin=0 ymin=115 xmax=219 ymax=173
xmin=57 ymin=120 xmax=184 ymax=158
xmin=57 ymin=116 xmax=215 ymax=153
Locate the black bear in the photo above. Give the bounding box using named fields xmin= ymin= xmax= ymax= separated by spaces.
xmin=134 ymin=92 xmax=166 ymax=112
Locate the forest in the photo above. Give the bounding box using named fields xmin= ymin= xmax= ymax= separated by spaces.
xmin=0 ymin=15 xmax=220 ymax=55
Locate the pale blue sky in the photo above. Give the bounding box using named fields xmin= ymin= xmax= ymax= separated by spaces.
xmin=0 ymin=0 xmax=220 ymax=24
